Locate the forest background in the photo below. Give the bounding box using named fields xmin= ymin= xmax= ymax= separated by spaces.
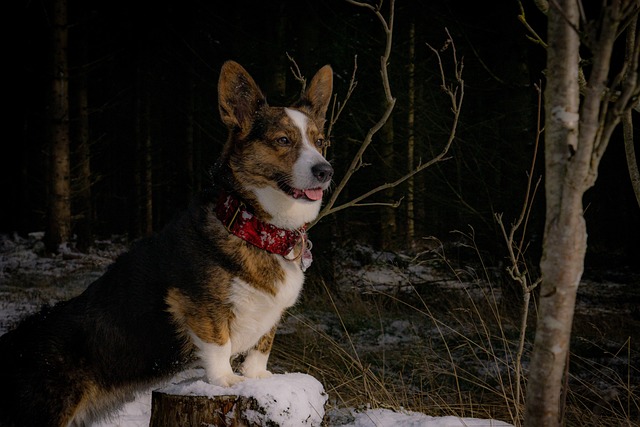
xmin=3 ymin=0 xmax=640 ymax=424
xmin=7 ymin=0 xmax=639 ymax=271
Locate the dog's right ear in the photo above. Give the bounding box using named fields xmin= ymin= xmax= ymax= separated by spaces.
xmin=218 ymin=61 xmax=267 ymax=132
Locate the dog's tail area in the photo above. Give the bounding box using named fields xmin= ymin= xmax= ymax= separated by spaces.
xmin=0 ymin=304 xmax=93 ymax=427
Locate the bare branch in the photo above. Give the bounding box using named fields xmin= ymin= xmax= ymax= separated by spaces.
xmin=623 ymin=14 xmax=640 ymax=208
xmin=286 ymin=53 xmax=306 ymax=93
xmin=494 ymin=83 xmax=545 ymax=421
xmin=518 ymin=1 xmax=548 ymax=48
xmin=326 ymin=56 xmax=358 ymax=144
xmin=311 ymin=0 xmax=397 ymax=227
xmin=312 ymin=28 xmax=464 ymax=226
xmin=587 ymin=3 xmax=639 ymax=174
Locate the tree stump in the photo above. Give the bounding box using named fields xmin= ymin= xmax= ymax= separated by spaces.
xmin=149 ymin=392 xmax=260 ymax=426
xmin=149 ymin=372 xmax=327 ymax=427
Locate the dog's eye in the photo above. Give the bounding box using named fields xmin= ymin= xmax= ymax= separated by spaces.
xmin=276 ymin=137 xmax=291 ymax=146
xmin=315 ymin=138 xmax=326 ymax=148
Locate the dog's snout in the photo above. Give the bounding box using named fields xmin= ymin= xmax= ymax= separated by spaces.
xmin=312 ymin=163 xmax=334 ymax=183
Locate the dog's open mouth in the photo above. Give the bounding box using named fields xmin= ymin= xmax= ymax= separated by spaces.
xmin=279 ymin=183 xmax=324 ymax=201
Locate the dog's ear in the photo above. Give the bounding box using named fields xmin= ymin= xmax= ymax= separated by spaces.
xmin=218 ymin=61 xmax=267 ymax=132
xmin=295 ymin=65 xmax=333 ymax=128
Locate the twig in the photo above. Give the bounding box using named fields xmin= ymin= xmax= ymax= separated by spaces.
xmin=494 ymin=82 xmax=545 ymax=423
xmin=327 ymin=56 xmax=359 ymax=149
xmin=312 ymin=0 xmax=397 ymax=227
xmin=311 ymin=21 xmax=464 ymax=227
xmin=286 ymin=53 xmax=306 ymax=93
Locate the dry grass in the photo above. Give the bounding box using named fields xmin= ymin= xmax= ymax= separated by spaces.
xmin=270 ymin=245 xmax=640 ymax=427
xmin=2 ymin=236 xmax=637 ymax=426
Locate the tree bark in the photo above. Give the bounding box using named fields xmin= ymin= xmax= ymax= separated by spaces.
xmin=524 ymin=2 xmax=583 ymax=424
xmin=73 ymin=23 xmax=93 ymax=252
xmin=623 ymin=109 xmax=640 ymax=208
xmin=406 ymin=19 xmax=416 ymax=244
xmin=185 ymin=76 xmax=195 ymax=198
xmin=149 ymin=373 xmax=328 ymax=427
xmin=524 ymin=1 xmax=638 ymax=425
xmin=623 ymin=15 xmax=640 ymax=209
xmin=45 ymin=0 xmax=71 ymax=253
xmin=143 ymin=97 xmax=153 ymax=236
xmin=149 ymin=392 xmax=261 ymax=427
xmin=380 ymin=110 xmax=396 ymax=249
xmin=133 ymin=57 xmax=153 ymax=238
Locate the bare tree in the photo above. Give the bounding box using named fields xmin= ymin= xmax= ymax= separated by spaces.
xmin=524 ymin=1 xmax=640 ymax=425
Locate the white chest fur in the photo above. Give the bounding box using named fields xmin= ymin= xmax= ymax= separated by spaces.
xmin=228 ymin=257 xmax=304 ymax=354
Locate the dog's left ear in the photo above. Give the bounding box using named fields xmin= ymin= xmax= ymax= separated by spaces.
xmin=295 ymin=65 xmax=333 ymax=128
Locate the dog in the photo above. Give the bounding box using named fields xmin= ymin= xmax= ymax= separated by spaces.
xmin=0 ymin=60 xmax=334 ymax=427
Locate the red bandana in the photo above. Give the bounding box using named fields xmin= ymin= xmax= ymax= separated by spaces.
xmin=215 ymin=189 xmax=312 ymax=269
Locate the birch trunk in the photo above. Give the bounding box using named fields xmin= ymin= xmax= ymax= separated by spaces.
xmin=524 ymin=1 xmax=639 ymax=425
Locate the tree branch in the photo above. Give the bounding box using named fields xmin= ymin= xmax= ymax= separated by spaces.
xmin=311 ymin=0 xmax=397 ymax=227
xmin=622 ymin=14 xmax=640 ymax=208
xmin=326 ymin=56 xmax=358 ymax=153
xmin=312 ymin=25 xmax=464 ymax=227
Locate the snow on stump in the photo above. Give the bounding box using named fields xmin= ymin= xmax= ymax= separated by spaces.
xmin=149 ymin=372 xmax=328 ymax=427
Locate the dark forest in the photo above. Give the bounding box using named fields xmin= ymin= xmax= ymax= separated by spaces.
xmin=4 ymin=1 xmax=640 ymax=424
xmin=8 ymin=0 xmax=640 ymax=269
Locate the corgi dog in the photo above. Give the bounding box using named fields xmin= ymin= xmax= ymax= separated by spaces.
xmin=0 ymin=60 xmax=333 ymax=427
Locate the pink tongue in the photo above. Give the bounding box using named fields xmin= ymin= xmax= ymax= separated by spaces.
xmin=303 ymin=188 xmax=323 ymax=201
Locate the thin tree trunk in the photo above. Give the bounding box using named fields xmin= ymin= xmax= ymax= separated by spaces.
xmin=406 ymin=19 xmax=416 ymax=244
xmin=45 ymin=0 xmax=71 ymax=252
xmin=380 ymin=111 xmax=396 ymax=249
xmin=271 ymin=3 xmax=287 ymax=99
xmin=525 ymin=1 xmax=638 ymax=425
xmin=133 ymin=57 xmax=153 ymax=238
xmin=623 ymin=110 xmax=640 ymax=207
xmin=74 ymin=25 xmax=93 ymax=252
xmin=143 ymin=92 xmax=153 ymax=236
xmin=132 ymin=63 xmax=143 ymax=238
xmin=185 ymin=77 xmax=195 ymax=198
xmin=623 ymin=15 xmax=640 ymax=208
xmin=525 ymin=2 xmax=584 ymax=424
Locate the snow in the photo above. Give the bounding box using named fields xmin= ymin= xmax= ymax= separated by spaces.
xmin=0 ymin=233 xmax=513 ymax=426
xmin=336 ymin=409 xmax=512 ymax=427
xmin=91 ymin=369 xmax=512 ymax=427
xmin=88 ymin=367 xmax=512 ymax=427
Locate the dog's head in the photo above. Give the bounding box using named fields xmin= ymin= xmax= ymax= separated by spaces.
xmin=216 ymin=61 xmax=334 ymax=230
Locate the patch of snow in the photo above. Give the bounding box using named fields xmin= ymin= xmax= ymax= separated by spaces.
xmin=336 ymin=408 xmax=513 ymax=427
xmin=162 ymin=370 xmax=327 ymax=426
xmin=96 ymin=369 xmax=328 ymax=427
xmin=94 ymin=372 xmax=512 ymax=427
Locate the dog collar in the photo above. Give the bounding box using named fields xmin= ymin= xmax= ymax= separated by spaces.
xmin=215 ymin=190 xmax=313 ymax=270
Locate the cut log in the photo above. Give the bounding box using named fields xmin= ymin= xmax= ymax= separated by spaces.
xmin=149 ymin=371 xmax=327 ymax=427
xmin=149 ymin=392 xmax=261 ymax=427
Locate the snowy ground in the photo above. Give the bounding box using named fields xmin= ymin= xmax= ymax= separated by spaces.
xmin=2 ymin=232 xmax=638 ymax=425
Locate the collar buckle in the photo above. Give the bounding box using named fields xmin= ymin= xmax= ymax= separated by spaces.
xmin=225 ymin=200 xmax=245 ymax=233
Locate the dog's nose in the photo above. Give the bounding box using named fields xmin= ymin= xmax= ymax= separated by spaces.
xmin=312 ymin=163 xmax=334 ymax=183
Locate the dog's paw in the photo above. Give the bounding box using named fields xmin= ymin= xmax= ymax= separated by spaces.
xmin=242 ymin=367 xmax=273 ymax=379
xmin=210 ymin=373 xmax=245 ymax=387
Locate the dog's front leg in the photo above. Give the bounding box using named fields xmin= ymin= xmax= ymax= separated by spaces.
xmin=240 ymin=326 xmax=276 ymax=379
xmin=190 ymin=331 xmax=245 ymax=387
